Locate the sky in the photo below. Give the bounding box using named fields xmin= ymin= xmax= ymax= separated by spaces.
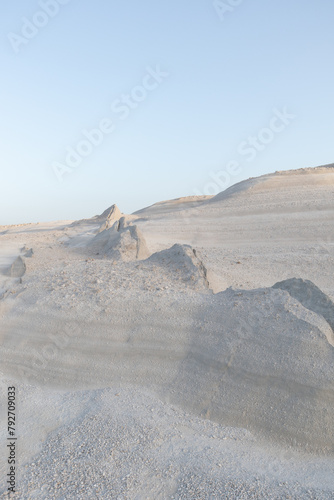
xmin=1 ymin=0 xmax=334 ymax=225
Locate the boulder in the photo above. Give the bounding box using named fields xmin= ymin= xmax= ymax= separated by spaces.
xmin=8 ymin=256 xmax=26 ymax=278
xmin=148 ymin=244 xmax=211 ymax=289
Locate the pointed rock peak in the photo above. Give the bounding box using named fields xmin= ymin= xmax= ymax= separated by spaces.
xmin=97 ymin=205 xmax=123 ymax=234
xmin=99 ymin=204 xmax=122 ymax=220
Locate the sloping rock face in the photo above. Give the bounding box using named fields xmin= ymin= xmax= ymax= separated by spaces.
xmin=147 ymin=244 xmax=211 ymax=290
xmin=88 ymin=218 xmax=149 ymax=261
xmin=209 ymin=165 xmax=334 ymax=207
xmin=4 ymin=282 xmax=334 ymax=453
xmin=97 ymin=204 xmax=122 ymax=233
xmin=273 ymin=278 xmax=334 ymax=332
xmin=8 ymin=256 xmax=26 ymax=278
xmin=166 ymin=286 xmax=334 ymax=453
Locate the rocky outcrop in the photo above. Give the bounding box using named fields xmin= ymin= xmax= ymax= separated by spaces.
xmin=88 ymin=218 xmax=149 ymax=261
xmin=273 ymin=278 xmax=334 ymax=332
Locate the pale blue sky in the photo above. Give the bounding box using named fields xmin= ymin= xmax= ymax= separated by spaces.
xmin=1 ymin=0 xmax=333 ymax=224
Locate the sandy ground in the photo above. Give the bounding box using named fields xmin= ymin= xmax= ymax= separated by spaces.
xmin=0 ymin=165 xmax=334 ymax=498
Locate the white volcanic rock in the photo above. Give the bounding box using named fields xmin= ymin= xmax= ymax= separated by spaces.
xmin=97 ymin=204 xmax=123 ymax=233
xmin=1 ymin=164 xmax=334 ymax=498
xmin=273 ymin=277 xmax=334 ymax=333
xmin=147 ymin=243 xmax=212 ymax=290
xmin=88 ymin=217 xmax=149 ymax=261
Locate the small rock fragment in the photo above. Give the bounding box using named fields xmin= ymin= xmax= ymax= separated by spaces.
xmin=24 ymin=248 xmax=34 ymax=257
